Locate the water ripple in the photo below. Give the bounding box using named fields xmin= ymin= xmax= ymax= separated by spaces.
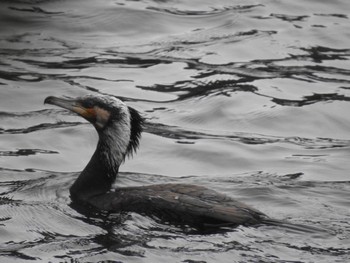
xmin=145 ymin=122 xmax=350 ymax=149
xmin=0 ymin=122 xmax=82 ymax=135
xmin=147 ymin=4 xmax=264 ymax=16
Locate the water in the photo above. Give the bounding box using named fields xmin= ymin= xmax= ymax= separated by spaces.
xmin=1 ymin=0 xmax=350 ymax=262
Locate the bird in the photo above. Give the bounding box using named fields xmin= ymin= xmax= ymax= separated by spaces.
xmin=43 ymin=94 xmax=297 ymax=229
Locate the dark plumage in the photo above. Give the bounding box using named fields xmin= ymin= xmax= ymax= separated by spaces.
xmin=126 ymin=106 xmax=144 ymax=158
xmin=45 ymin=94 xmax=303 ymax=229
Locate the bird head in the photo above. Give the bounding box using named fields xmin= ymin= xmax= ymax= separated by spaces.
xmin=44 ymin=94 xmax=143 ymax=158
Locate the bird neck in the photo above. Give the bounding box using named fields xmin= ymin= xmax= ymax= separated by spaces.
xmin=69 ymin=126 xmax=130 ymax=201
xmin=69 ymin=148 xmax=118 ymax=202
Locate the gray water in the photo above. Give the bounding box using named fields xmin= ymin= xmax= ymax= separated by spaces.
xmin=1 ymin=0 xmax=350 ymax=262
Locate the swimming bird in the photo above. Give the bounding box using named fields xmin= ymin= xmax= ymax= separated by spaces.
xmin=44 ymin=94 xmax=272 ymax=227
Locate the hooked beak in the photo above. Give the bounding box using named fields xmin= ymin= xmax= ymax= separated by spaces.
xmin=44 ymin=96 xmax=96 ymax=121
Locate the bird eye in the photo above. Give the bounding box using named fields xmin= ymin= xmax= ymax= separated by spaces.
xmin=81 ymin=99 xmax=94 ymax=108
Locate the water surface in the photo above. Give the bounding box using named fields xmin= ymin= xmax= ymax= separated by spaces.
xmin=1 ymin=0 xmax=350 ymax=262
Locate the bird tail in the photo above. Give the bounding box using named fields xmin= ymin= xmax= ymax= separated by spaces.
xmin=260 ymin=218 xmax=328 ymax=234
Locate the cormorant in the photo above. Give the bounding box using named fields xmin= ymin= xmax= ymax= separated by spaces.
xmin=44 ymin=94 xmax=272 ymax=227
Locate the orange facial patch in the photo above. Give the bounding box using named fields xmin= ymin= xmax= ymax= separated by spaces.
xmin=72 ymin=105 xmax=110 ymax=129
xmin=93 ymin=107 xmax=111 ymax=129
xmin=85 ymin=108 xmax=98 ymax=119
xmin=94 ymin=107 xmax=110 ymax=120
xmin=73 ymin=106 xmax=97 ymax=120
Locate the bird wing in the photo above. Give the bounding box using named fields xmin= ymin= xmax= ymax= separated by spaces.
xmin=101 ymin=183 xmax=266 ymax=225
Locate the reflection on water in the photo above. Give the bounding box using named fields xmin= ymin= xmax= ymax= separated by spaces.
xmin=0 ymin=0 xmax=350 ymax=262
